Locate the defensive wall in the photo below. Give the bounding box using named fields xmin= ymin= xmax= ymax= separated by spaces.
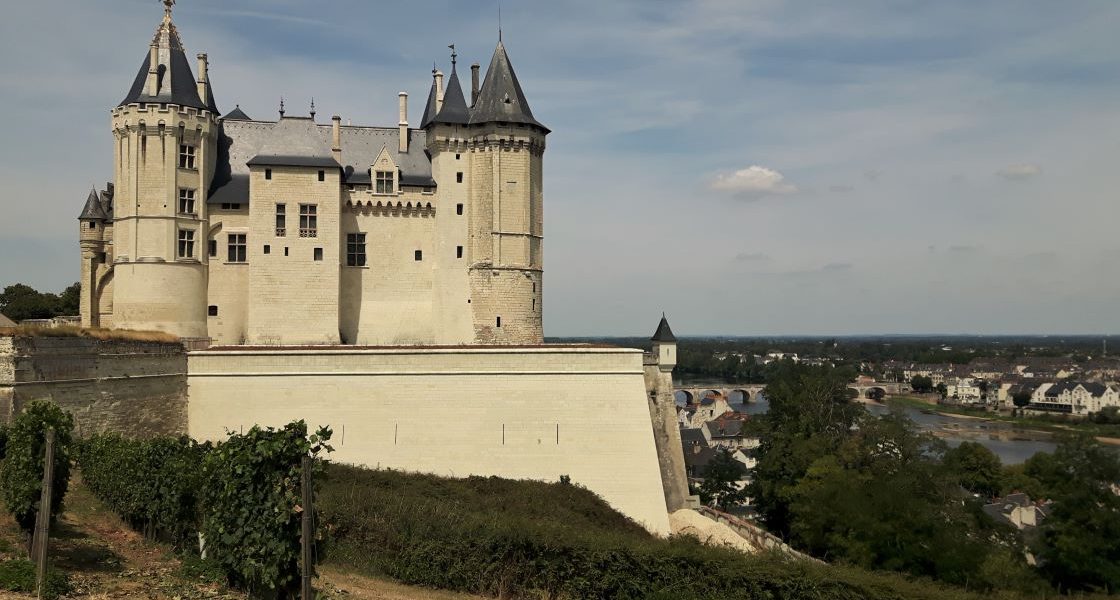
xmin=187 ymin=344 xmax=674 ymax=535
xmin=0 ymin=334 xmax=187 ymax=437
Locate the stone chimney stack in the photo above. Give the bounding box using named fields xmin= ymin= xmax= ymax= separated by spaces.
xmin=434 ymin=70 xmax=444 ymax=113
xmin=331 ymin=115 xmax=342 ymax=163
xmin=146 ymin=43 xmax=159 ymax=96
xmin=471 ymin=63 xmax=480 ymax=107
xmin=196 ymin=53 xmax=209 ymax=102
xmin=398 ymin=92 xmax=409 ymax=153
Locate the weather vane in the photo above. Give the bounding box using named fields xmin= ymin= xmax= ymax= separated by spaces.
xmin=163 ymin=0 xmax=175 ymax=17
xmin=449 ymin=44 xmax=457 ymax=66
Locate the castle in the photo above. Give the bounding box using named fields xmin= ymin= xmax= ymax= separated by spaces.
xmin=79 ymin=1 xmax=545 ymax=346
xmin=69 ymin=2 xmax=690 ymax=534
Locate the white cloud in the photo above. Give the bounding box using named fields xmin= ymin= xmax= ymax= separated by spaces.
xmin=997 ymin=163 xmax=1042 ymax=180
xmin=710 ymin=165 xmax=798 ymax=198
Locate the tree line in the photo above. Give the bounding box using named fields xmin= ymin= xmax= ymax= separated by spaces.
xmin=747 ymin=363 xmax=1120 ymax=595
xmin=0 ymin=284 xmax=81 ymax=322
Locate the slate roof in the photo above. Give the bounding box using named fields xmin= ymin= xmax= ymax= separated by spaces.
xmin=652 ymin=315 xmax=677 ymax=342
xmin=1044 ymin=381 xmax=1109 ymax=398
xmin=209 ymin=118 xmax=433 ymax=205
xmin=680 ymin=428 xmax=706 ymax=447
xmin=223 ymin=105 xmax=251 ymax=121
xmin=469 ymin=41 xmax=548 ymax=132
xmin=422 ymin=65 xmax=471 ymax=127
xmin=79 ymin=188 xmax=107 ymax=220
xmin=118 ymin=17 xmax=211 ymax=112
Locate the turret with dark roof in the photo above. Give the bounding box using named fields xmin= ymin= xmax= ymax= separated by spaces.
xmin=78 ymin=188 xmax=107 ymax=221
xmin=118 ymin=5 xmax=215 ymax=113
xmin=652 ymin=314 xmax=677 ymax=343
xmin=469 ymin=41 xmax=548 ymax=132
xmin=223 ymin=105 xmax=251 ymax=121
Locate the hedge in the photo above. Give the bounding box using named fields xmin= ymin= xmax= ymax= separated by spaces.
xmin=0 ymin=402 xmax=74 ymax=535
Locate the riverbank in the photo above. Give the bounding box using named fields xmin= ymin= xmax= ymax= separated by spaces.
xmin=884 ymin=395 xmax=1120 ymax=447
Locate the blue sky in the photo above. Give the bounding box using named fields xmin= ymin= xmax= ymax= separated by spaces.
xmin=1 ymin=0 xmax=1118 ymax=336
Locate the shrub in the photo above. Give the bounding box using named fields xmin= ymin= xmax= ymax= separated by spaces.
xmin=0 ymin=558 xmax=69 ymax=599
xmin=77 ymin=434 xmax=208 ymax=548
xmin=320 ymin=464 xmax=1005 ymax=600
xmin=0 ymin=402 xmax=74 ymax=535
xmin=200 ymin=421 xmax=332 ymax=597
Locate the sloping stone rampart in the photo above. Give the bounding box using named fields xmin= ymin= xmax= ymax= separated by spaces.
xmin=0 ymin=335 xmax=187 ymax=437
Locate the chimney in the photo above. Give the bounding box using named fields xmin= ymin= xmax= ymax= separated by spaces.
xmin=196 ymin=53 xmax=209 ymax=104
xmin=471 ymin=63 xmax=480 ymax=107
xmin=398 ymin=92 xmax=409 ymax=153
xmin=434 ymin=70 xmax=444 ymax=113
xmin=146 ymin=43 xmax=159 ymax=96
xmin=331 ymin=115 xmax=342 ymax=163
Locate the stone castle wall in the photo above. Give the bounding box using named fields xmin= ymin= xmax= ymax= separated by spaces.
xmin=0 ymin=335 xmax=187 ymax=438
xmin=187 ymin=345 xmax=672 ymax=535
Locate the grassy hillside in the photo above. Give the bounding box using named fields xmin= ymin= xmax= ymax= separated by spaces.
xmin=320 ymin=464 xmax=1106 ymax=600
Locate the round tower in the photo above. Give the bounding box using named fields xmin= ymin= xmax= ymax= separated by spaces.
xmin=463 ymin=40 xmax=549 ymax=344
xmin=108 ymin=2 xmax=219 ymax=338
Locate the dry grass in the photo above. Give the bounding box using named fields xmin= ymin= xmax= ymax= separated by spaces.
xmin=0 ymin=325 xmax=179 ymax=344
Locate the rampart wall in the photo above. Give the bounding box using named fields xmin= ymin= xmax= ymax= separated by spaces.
xmin=187 ymin=345 xmax=672 ymax=535
xmin=0 ymin=335 xmax=187 ymax=437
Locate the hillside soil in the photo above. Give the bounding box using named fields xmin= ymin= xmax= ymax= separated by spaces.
xmin=0 ymin=475 xmax=486 ymax=600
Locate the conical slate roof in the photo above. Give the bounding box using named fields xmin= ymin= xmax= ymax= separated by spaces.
xmin=434 ymin=65 xmax=471 ymax=125
xmin=78 ymin=188 xmax=107 ymax=221
xmin=651 ymin=314 xmax=677 ymax=342
xmin=223 ymin=105 xmax=251 ymax=121
xmin=469 ymin=41 xmax=547 ymax=132
xmin=118 ymin=11 xmax=209 ymax=111
xmin=420 ymin=76 xmax=439 ymax=128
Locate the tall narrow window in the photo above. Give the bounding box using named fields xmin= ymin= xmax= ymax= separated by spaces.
xmin=313 ymin=248 xmax=323 ymax=261
xmin=347 ymin=233 xmax=366 ymax=267
xmin=178 ymin=188 xmax=196 ymax=215
xmin=496 ymin=316 xmax=502 ymax=328
xmin=178 ymin=144 xmax=196 ymax=169
xmin=227 ymin=233 xmax=247 ymax=263
xmin=177 ymin=229 xmax=195 ymax=258
xmin=414 ymin=250 xmax=422 ymax=261
xmin=456 ymin=245 xmax=463 ymax=259
xmin=318 ymin=170 xmax=325 ymax=182
xmin=456 ymin=172 xmax=463 ymax=183
xmin=456 ymin=203 xmax=464 ymax=215
xmin=265 ymin=168 xmax=272 ymax=180
xmin=275 ymin=203 xmax=286 ymax=236
xmin=208 ymin=239 xmax=217 ymax=257
xmin=376 ymin=171 xmax=394 ymax=194
xmin=299 ymin=204 xmax=317 ymax=237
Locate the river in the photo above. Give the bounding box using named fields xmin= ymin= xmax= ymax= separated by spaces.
xmin=678 ymin=389 xmax=1056 ymax=464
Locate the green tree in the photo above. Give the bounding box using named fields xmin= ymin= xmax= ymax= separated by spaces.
xmin=1012 ymin=389 xmax=1033 ymax=410
xmin=0 ymin=284 xmax=56 ymax=322
xmin=910 ymin=375 xmax=933 ymax=393
xmin=1032 ymin=433 xmax=1120 ymax=593
xmin=0 ymin=402 xmax=74 ymax=538
xmin=747 ymin=363 xmax=863 ymax=536
xmin=935 ymin=382 xmax=948 ymax=400
xmin=942 ymin=442 xmax=1003 ymax=499
xmin=56 ymin=283 xmax=80 ymax=316
xmin=697 ymin=449 xmax=748 ymax=508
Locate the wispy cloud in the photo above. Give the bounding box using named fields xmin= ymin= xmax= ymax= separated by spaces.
xmin=997 ymin=163 xmax=1042 ymax=180
xmin=734 ymin=252 xmax=771 ymax=262
xmin=710 ymin=165 xmax=798 ymax=199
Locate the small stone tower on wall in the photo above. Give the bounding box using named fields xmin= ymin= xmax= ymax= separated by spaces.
xmin=107 ymin=2 xmax=219 ymax=338
xmin=425 ymin=41 xmax=549 ymax=344
xmin=644 ymin=314 xmax=691 ymax=512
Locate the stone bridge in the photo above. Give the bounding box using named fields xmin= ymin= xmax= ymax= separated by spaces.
xmin=674 ymin=382 xmax=905 ymax=404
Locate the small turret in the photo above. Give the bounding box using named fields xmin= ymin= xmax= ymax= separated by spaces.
xmin=651 ymin=314 xmax=677 ymax=372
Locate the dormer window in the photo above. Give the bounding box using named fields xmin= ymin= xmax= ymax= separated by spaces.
xmin=375 ymin=171 xmax=395 ymax=194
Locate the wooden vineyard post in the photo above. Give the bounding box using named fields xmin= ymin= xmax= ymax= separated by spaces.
xmin=33 ymin=428 xmax=55 ymax=600
xmin=301 ymin=455 xmax=314 ymax=600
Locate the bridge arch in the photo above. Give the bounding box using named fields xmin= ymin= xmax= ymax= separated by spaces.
xmin=729 ymin=389 xmax=752 ymax=403
xmin=700 ymin=389 xmax=722 ymax=400
xmin=865 ymin=387 xmax=886 ymax=401
xmin=674 ymin=390 xmax=695 ymax=405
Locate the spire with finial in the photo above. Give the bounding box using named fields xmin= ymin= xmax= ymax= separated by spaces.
xmin=279 ymin=97 xmax=285 ymax=117
xmin=310 ymin=98 xmax=316 ymax=120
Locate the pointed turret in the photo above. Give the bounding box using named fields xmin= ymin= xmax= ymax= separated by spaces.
xmin=651 ymin=314 xmax=677 ymax=372
xmin=117 ymin=3 xmax=210 ymax=111
xmin=419 ymin=72 xmax=440 ymax=128
xmin=651 ymin=314 xmax=677 ymax=342
xmin=78 ymin=188 xmax=107 ymax=221
xmin=470 ymin=41 xmax=548 ymax=132
xmin=433 ymin=64 xmax=470 ymax=125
